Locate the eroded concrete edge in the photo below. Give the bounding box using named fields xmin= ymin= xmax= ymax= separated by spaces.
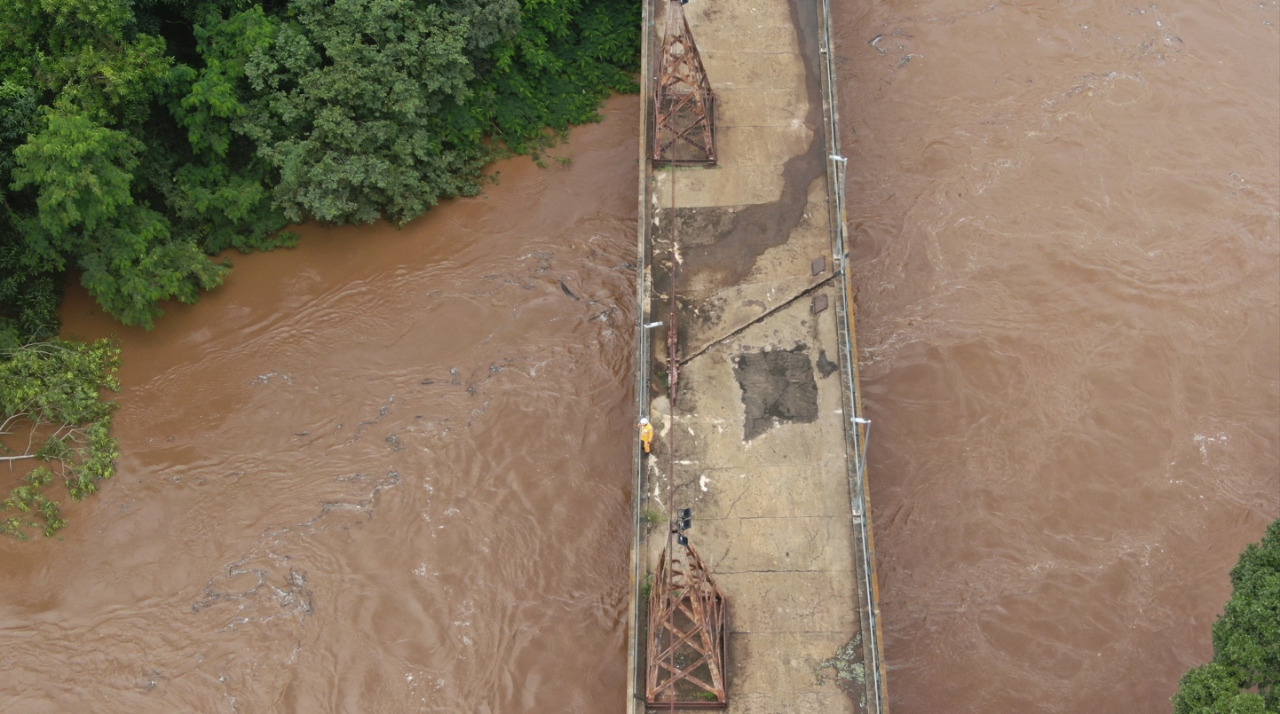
xmin=815 ymin=0 xmax=890 ymax=708
xmin=625 ymin=0 xmax=655 ymax=709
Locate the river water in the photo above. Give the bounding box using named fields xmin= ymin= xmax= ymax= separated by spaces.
xmin=1 ymin=100 xmax=640 ymax=712
xmin=1 ymin=3 xmax=1277 ymax=713
xmin=832 ymin=0 xmax=1279 ymax=711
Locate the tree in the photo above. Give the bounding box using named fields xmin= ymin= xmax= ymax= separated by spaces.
xmin=465 ymin=0 xmax=640 ymax=154
xmin=163 ymin=6 xmax=295 ymax=253
xmin=1213 ymin=519 xmax=1280 ymax=707
xmin=9 ymin=108 xmax=229 ymax=328
xmin=0 ymin=81 xmax=59 ymax=347
xmin=241 ymin=0 xmax=501 ymax=224
xmin=10 ymin=110 xmax=143 ymax=258
xmin=3 ymin=0 xmax=640 ymax=327
xmin=0 ymin=0 xmax=640 ymax=539
xmin=1175 ymin=663 xmax=1268 ymax=714
xmin=1174 ymin=520 xmax=1280 ymax=713
xmin=0 ymin=339 xmax=120 ymax=539
xmin=0 ymin=0 xmax=170 ymax=123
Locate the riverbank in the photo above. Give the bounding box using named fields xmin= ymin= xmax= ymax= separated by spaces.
xmin=625 ymin=0 xmax=887 ymax=711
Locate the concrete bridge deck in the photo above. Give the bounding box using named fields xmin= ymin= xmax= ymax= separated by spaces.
xmin=626 ymin=0 xmax=888 ymax=712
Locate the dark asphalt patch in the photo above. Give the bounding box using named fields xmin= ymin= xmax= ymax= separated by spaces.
xmin=733 ymin=346 xmax=819 ymax=440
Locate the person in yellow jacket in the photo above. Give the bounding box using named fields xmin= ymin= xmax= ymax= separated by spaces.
xmin=638 ymin=417 xmax=654 ymax=455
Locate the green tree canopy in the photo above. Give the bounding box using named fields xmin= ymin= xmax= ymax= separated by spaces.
xmin=163 ymin=6 xmax=296 ymax=253
xmin=10 ymin=108 xmax=229 ymax=328
xmin=0 ymin=0 xmax=170 ymax=122
xmin=1 ymin=0 xmax=638 ymax=329
xmin=241 ymin=0 xmax=498 ymax=224
xmin=1174 ymin=519 xmax=1280 ymax=713
xmin=0 ymin=339 xmax=120 ymax=538
xmin=0 ymin=81 xmax=56 ymax=346
xmin=1 ymin=0 xmax=638 ymax=537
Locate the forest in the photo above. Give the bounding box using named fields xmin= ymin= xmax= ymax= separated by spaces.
xmin=0 ymin=0 xmax=638 ymax=537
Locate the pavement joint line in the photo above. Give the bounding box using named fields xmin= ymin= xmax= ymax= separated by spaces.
xmin=701 ymin=51 xmax=798 ymax=56
xmin=687 ymin=515 xmax=841 ymax=522
xmin=728 ymin=631 xmax=853 ymax=637
xmin=686 ymin=275 xmax=833 ymax=292
xmin=715 ymin=570 xmax=857 ymax=576
xmin=658 ymin=465 xmax=847 ymax=472
xmin=705 ymin=125 xmax=812 ymax=130
xmin=660 ymin=464 xmax=842 ymax=471
xmin=653 ymin=162 xmax=808 ymax=169
xmin=681 ymin=273 xmax=839 ymax=365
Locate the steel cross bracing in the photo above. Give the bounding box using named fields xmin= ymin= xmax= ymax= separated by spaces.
xmin=644 ymin=90 xmax=726 ymax=708
xmin=653 ymin=0 xmax=716 ymax=165
xmin=645 ymin=542 xmax=728 ymax=707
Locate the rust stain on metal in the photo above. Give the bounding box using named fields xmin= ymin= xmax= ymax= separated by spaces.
xmin=645 ymin=541 xmax=729 ymax=707
xmin=654 ymin=0 xmax=717 ymax=165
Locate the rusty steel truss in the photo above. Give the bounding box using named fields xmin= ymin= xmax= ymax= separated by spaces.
xmin=645 ymin=540 xmax=728 ymax=707
xmin=653 ymin=0 xmax=716 ymax=165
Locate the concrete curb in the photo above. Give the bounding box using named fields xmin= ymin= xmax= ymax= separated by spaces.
xmin=624 ymin=0 xmax=656 ymax=709
xmin=815 ymin=0 xmax=890 ymax=707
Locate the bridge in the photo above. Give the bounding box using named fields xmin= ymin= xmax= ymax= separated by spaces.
xmin=626 ymin=0 xmax=889 ymax=712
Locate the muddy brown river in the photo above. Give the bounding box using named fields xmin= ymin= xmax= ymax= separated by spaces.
xmin=1 ymin=2 xmax=1277 ymax=712
xmin=2 ymin=103 xmax=640 ymax=712
xmin=834 ymin=1 xmax=1279 ymax=711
